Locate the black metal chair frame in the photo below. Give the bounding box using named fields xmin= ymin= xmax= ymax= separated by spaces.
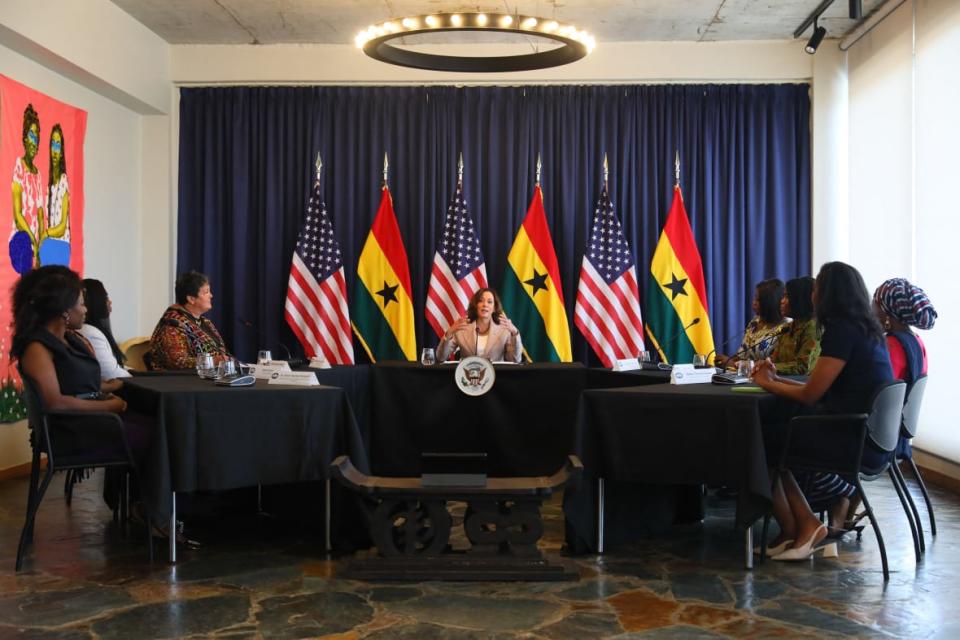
xmin=15 ymin=371 xmax=153 ymax=571
xmin=759 ymin=381 xmax=909 ymax=581
xmin=898 ymin=375 xmax=936 ymax=539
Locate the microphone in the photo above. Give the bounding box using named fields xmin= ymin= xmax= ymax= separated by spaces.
xmin=279 ymin=342 xmax=307 ymax=368
xmin=725 ymin=324 xmax=790 ymax=364
xmin=704 ymin=330 xmax=747 ymax=364
xmin=654 ymin=317 xmax=700 ymax=364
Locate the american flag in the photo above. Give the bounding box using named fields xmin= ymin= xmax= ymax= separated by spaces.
xmin=425 ymin=181 xmax=488 ymax=338
xmin=574 ymin=184 xmax=645 ymax=367
xmin=284 ymin=175 xmax=354 ymax=364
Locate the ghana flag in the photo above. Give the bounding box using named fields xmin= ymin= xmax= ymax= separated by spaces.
xmin=501 ymin=185 xmax=572 ymax=362
xmin=645 ymin=185 xmax=715 ymax=364
xmin=352 ymin=186 xmax=416 ymax=361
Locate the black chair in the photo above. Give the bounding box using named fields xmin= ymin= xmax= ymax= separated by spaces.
xmin=15 ymin=371 xmax=153 ymax=571
xmin=761 ymin=381 xmax=908 ymax=581
xmin=898 ymin=375 xmax=936 ymax=538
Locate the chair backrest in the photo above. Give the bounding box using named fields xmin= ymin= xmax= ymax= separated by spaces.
xmin=17 ymin=369 xmax=45 ymax=431
xmin=119 ymin=336 xmax=152 ymax=371
xmin=866 ymin=381 xmax=908 ymax=453
xmin=901 ymin=374 xmax=928 ymax=439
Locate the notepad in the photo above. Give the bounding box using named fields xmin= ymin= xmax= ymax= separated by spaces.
xmin=730 ymin=385 xmax=767 ymax=394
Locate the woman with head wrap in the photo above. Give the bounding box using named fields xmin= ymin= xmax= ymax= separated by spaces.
xmin=873 ymin=278 xmax=937 ymax=461
xmin=873 ymin=278 xmax=936 ymax=389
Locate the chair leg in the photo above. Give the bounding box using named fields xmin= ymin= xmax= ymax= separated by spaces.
xmin=16 ymin=463 xmax=55 ymax=572
xmin=855 ymin=479 xmax=889 ymax=582
xmin=887 ymin=467 xmax=921 ymax=563
xmin=759 ymin=514 xmax=771 ymax=563
xmin=63 ymin=469 xmax=72 ymax=504
xmin=893 ymin=462 xmax=925 ymax=553
xmin=16 ymin=452 xmax=43 ymax=571
xmin=907 ymin=457 xmax=937 ymax=537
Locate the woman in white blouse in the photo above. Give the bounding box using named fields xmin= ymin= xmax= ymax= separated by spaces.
xmin=437 ymin=288 xmax=522 ymax=363
xmin=79 ymin=279 xmax=130 ymax=379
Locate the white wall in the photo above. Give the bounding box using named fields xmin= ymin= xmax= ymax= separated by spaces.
xmin=847 ymin=0 xmax=960 ymax=464
xmin=0 ymin=0 xmax=172 ymax=472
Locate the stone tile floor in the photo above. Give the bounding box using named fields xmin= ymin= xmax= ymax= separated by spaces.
xmin=0 ymin=470 xmax=957 ymax=639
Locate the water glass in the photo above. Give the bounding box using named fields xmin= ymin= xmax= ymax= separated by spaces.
xmin=196 ymin=352 xmax=215 ymax=378
xmin=218 ymin=359 xmax=237 ymax=379
xmin=420 ymin=348 xmax=436 ymax=366
xmin=257 ymin=350 xmax=272 ymax=365
xmin=638 ymin=351 xmax=652 ymax=364
xmin=737 ymin=359 xmax=755 ymax=378
xmin=692 ymin=353 xmax=708 ymax=368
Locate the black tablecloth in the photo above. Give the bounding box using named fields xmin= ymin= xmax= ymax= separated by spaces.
xmin=368 ymin=362 xmax=591 ymax=477
xmin=565 ymin=383 xmax=778 ymax=551
xmin=121 ymin=376 xmax=368 ymax=525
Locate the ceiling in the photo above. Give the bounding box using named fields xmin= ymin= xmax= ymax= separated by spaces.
xmin=109 ymin=0 xmax=884 ymax=46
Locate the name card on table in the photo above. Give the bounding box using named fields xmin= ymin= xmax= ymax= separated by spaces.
xmin=308 ymin=357 xmax=331 ymax=369
xmin=249 ymin=361 xmax=292 ymax=380
xmin=267 ymin=371 xmax=320 ymax=386
xmin=670 ymin=364 xmax=716 ymax=385
xmin=611 ymin=357 xmax=640 ymax=372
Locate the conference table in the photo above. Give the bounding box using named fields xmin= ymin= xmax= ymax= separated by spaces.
xmin=564 ymin=382 xmax=781 ymax=567
xmin=125 ymin=364 xmax=780 ymax=567
xmin=121 ymin=375 xmax=369 ymax=561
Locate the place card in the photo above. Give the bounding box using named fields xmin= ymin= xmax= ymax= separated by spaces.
xmin=670 ymin=363 xmax=716 ymax=385
xmin=250 ymin=361 xmax=292 ymax=380
xmin=611 ymin=357 xmax=640 ymax=372
xmin=267 ymin=371 xmax=320 ymax=386
xmin=308 ymin=357 xmax=331 ymax=369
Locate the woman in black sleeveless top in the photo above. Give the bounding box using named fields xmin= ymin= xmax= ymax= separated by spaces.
xmin=10 ymin=266 xmax=126 ymax=413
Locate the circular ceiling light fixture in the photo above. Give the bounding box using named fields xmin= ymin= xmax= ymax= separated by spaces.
xmin=355 ymin=12 xmax=596 ymax=73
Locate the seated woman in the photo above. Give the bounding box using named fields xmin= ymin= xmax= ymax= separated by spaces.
xmin=770 ymin=276 xmax=821 ymax=375
xmin=717 ymin=278 xmax=789 ymax=368
xmin=873 ymin=277 xmax=937 ymax=459
xmin=79 ymin=278 xmax=131 ymax=380
xmin=12 ymin=266 xmax=126 ymax=412
xmin=751 ymin=262 xmax=893 ymax=560
xmin=437 ymin=288 xmax=522 ymax=363
xmin=149 ymin=270 xmax=231 ymax=370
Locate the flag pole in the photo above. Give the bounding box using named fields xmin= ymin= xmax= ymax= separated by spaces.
xmin=674 ymin=150 xmax=680 ymax=186
xmin=315 ymin=153 xmax=323 ymax=182
xmin=458 ymin=151 xmax=464 ymax=187
xmin=383 ymin=152 xmax=389 ymax=187
xmin=603 ymin=152 xmax=609 ymax=190
xmin=536 ymin=152 xmax=542 ymax=187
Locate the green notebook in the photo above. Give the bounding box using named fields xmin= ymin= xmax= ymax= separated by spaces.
xmin=730 ymin=385 xmax=767 ymax=394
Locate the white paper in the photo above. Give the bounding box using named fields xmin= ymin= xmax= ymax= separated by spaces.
xmin=611 ymin=357 xmax=640 ymax=372
xmin=267 ymin=371 xmax=320 ymax=386
xmin=250 ymin=361 xmax=292 ymax=380
xmin=670 ymin=363 xmax=716 ymax=385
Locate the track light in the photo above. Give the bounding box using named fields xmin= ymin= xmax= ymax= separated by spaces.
xmin=805 ymin=21 xmax=827 ymax=54
xmin=849 ymin=0 xmax=863 ymax=19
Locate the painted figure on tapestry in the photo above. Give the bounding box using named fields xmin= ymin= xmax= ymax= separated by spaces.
xmin=10 ymin=103 xmax=43 ymax=274
xmin=43 ymin=123 xmax=71 ymax=265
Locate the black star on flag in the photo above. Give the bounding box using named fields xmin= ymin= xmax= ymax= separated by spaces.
xmin=524 ymin=269 xmax=549 ymax=296
xmin=663 ymin=273 xmax=688 ymax=300
xmin=376 ymin=281 xmax=399 ymax=307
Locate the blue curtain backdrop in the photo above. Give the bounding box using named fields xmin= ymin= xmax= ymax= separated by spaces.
xmin=177 ymin=84 xmax=810 ymax=364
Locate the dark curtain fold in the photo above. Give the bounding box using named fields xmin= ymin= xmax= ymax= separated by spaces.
xmin=178 ymin=84 xmax=811 ymax=364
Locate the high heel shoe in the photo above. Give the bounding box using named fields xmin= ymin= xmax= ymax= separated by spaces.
xmin=772 ymin=524 xmax=830 ymax=561
xmin=753 ymin=539 xmax=794 ymax=557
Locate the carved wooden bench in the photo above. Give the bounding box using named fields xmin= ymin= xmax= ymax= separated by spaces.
xmin=330 ymin=454 xmax=582 ymax=581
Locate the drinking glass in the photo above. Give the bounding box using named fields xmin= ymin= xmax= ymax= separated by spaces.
xmin=692 ymin=353 xmax=708 ymax=368
xmin=218 ymin=359 xmax=237 ymax=379
xmin=420 ymin=348 xmax=436 ymax=366
xmin=196 ymin=352 xmax=215 ymax=378
xmin=257 ymin=350 xmax=272 ymax=365
xmin=638 ymin=351 xmax=652 ymax=364
xmin=737 ymin=359 xmax=755 ymax=378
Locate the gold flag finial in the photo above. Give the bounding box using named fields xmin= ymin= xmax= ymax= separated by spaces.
xmin=383 ymin=152 xmax=389 ymax=186
xmin=458 ymin=152 xmax=464 ymax=186
xmin=603 ymin=153 xmax=609 ymax=187
xmin=674 ymin=150 xmax=680 ymax=186
xmin=536 ymin=153 xmax=542 ymax=186
xmin=315 ymin=153 xmax=323 ymax=180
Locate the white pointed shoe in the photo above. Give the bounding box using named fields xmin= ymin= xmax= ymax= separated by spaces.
xmin=753 ymin=539 xmax=794 ymax=557
xmin=772 ymin=525 xmax=832 ymax=561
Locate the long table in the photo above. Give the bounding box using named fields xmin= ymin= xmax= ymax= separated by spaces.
xmin=564 ymin=382 xmax=780 ymax=565
xmin=121 ymin=375 xmax=369 ymax=561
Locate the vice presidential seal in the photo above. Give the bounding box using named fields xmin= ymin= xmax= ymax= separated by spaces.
xmin=454 ymin=356 xmax=495 ymax=396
